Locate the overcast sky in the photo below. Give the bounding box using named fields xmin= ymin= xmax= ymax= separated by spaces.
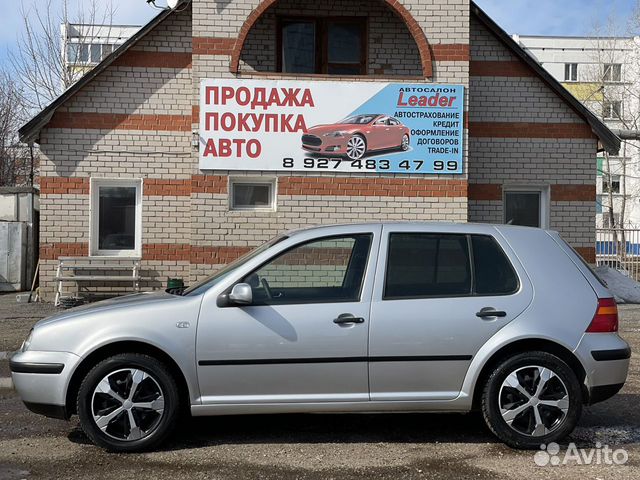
xmin=0 ymin=0 xmax=638 ymax=69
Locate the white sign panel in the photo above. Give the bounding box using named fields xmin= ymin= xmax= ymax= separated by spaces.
xmin=199 ymin=79 xmax=464 ymax=174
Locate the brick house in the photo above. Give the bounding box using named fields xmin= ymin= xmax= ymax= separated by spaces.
xmin=19 ymin=0 xmax=619 ymax=300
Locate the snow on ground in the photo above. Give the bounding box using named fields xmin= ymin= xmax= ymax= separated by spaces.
xmin=595 ymin=266 xmax=640 ymax=304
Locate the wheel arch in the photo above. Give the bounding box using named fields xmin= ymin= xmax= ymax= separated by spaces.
xmin=470 ymin=338 xmax=588 ymax=410
xmin=65 ymin=341 xmax=191 ymax=416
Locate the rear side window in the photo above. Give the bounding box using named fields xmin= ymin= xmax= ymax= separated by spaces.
xmin=471 ymin=235 xmax=519 ymax=295
xmin=384 ymin=233 xmax=472 ymax=299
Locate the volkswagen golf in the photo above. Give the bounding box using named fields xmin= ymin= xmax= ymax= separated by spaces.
xmin=10 ymin=223 xmax=630 ymax=452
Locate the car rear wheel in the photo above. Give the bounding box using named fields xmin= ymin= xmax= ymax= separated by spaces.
xmin=401 ymin=134 xmax=410 ymax=151
xmin=77 ymin=353 xmax=180 ymax=452
xmin=481 ymin=351 xmax=582 ymax=449
xmin=346 ymin=134 xmax=367 ymax=160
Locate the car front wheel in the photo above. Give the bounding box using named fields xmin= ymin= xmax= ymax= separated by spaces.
xmin=346 ymin=134 xmax=367 ymax=160
xmin=481 ymin=351 xmax=582 ymax=449
xmin=77 ymin=353 xmax=180 ymax=452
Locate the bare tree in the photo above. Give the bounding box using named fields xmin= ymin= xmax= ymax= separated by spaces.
xmin=10 ymin=0 xmax=115 ymax=110
xmin=0 ymin=71 xmax=31 ymax=187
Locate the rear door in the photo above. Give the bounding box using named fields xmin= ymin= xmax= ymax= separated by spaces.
xmin=368 ymin=224 xmax=533 ymax=401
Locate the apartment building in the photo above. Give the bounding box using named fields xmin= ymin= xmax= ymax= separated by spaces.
xmin=515 ymin=34 xmax=640 ymax=228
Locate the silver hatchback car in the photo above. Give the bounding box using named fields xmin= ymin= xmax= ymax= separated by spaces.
xmin=11 ymin=223 xmax=630 ymax=452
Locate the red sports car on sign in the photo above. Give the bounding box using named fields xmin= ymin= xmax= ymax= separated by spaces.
xmin=301 ymin=114 xmax=411 ymax=160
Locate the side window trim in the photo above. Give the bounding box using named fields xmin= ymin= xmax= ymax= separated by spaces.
xmin=234 ymin=233 xmax=374 ymax=306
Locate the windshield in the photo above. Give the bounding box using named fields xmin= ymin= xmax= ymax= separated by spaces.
xmin=340 ymin=114 xmax=378 ymax=125
xmin=183 ymin=235 xmax=288 ymax=296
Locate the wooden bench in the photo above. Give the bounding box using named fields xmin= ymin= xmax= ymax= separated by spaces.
xmin=54 ymin=257 xmax=141 ymax=306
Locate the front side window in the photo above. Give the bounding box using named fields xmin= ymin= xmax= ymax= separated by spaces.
xmin=91 ymin=179 xmax=141 ymax=256
xmin=384 ymin=233 xmax=471 ymax=299
xmin=244 ymin=234 xmax=372 ymax=305
xmin=279 ymin=17 xmax=366 ymax=75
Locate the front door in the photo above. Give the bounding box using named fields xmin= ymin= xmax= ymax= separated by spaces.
xmin=196 ymin=227 xmax=380 ymax=404
xmin=368 ymin=225 xmax=533 ymax=401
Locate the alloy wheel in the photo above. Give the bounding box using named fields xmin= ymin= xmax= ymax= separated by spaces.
xmin=346 ymin=136 xmax=366 ymax=160
xmin=91 ymin=368 xmax=165 ymax=442
xmin=401 ymin=134 xmax=410 ymax=151
xmin=498 ymin=365 xmax=569 ymax=437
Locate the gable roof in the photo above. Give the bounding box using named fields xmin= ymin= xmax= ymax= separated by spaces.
xmin=19 ymin=7 xmax=175 ymax=144
xmin=471 ymin=2 xmax=620 ymax=154
xmin=20 ymin=1 xmax=620 ymax=154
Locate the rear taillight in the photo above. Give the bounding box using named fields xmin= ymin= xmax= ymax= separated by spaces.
xmin=586 ymin=298 xmax=619 ymax=333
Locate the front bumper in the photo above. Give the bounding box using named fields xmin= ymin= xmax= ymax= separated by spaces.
xmin=9 ymin=350 xmax=81 ymax=419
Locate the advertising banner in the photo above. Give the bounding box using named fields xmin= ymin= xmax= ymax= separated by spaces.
xmin=199 ymin=79 xmax=464 ymax=174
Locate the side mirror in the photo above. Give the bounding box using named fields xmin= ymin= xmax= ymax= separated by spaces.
xmin=228 ymin=283 xmax=253 ymax=306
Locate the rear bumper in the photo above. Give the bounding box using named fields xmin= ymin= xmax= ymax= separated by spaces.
xmin=574 ymin=333 xmax=630 ymax=404
xmin=23 ymin=401 xmax=69 ymax=420
xmin=588 ymin=383 xmax=625 ymax=405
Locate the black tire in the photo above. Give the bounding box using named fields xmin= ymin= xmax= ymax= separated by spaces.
xmin=481 ymin=351 xmax=582 ymax=449
xmin=77 ymin=353 xmax=180 ymax=452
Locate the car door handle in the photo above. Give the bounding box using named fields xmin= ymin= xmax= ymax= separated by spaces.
xmin=333 ymin=313 xmax=365 ymax=325
xmin=476 ymin=308 xmax=507 ymax=319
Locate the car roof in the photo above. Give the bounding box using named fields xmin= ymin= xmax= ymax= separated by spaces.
xmin=284 ymin=222 xmax=550 ymax=237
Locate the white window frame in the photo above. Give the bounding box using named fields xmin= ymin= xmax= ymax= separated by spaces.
xmin=603 ymin=63 xmax=622 ymax=83
xmin=89 ymin=178 xmax=143 ymax=258
xmin=503 ymin=185 xmax=550 ymax=229
xmin=229 ymin=177 xmax=277 ymax=211
xmin=564 ymin=63 xmax=578 ymax=82
xmin=602 ymin=100 xmax=623 ymax=120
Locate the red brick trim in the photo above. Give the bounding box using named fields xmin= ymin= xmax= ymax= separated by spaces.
xmin=575 ymin=247 xmax=596 ymax=264
xmin=193 ymin=37 xmax=236 ymax=55
xmin=468 ymin=183 xmax=502 ymax=201
xmin=41 ymin=243 xmax=89 ymax=260
xmin=551 ymin=184 xmax=596 ymax=201
xmin=144 ymin=179 xmax=192 ymax=197
xmin=192 ymin=105 xmax=199 ymax=124
xmin=469 ymin=60 xmax=535 ymax=77
xmin=191 ymin=175 xmax=228 ymax=194
xmin=469 ymin=122 xmax=596 ymax=139
xmin=48 ymin=112 xmax=192 ymax=131
xmin=279 ymin=177 xmax=467 ymax=198
xmin=228 ymin=0 xmax=434 ymax=78
xmin=111 ymin=50 xmax=192 ymax=69
xmin=143 ymin=244 xmax=191 ymax=261
xmin=190 ymin=246 xmax=251 ymax=265
xmin=40 ymin=177 xmax=89 ymax=195
xmin=469 ymin=183 xmax=597 ymax=202
xmin=431 ymin=44 xmax=470 ymax=62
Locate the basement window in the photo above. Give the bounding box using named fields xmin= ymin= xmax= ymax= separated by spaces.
xmin=230 ymin=179 xmax=276 ymax=210
xmin=90 ymin=178 xmax=142 ymax=257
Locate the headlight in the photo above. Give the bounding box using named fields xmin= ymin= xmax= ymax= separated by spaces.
xmin=21 ymin=329 xmax=33 ymax=352
xmin=324 ymin=131 xmax=346 ymax=138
